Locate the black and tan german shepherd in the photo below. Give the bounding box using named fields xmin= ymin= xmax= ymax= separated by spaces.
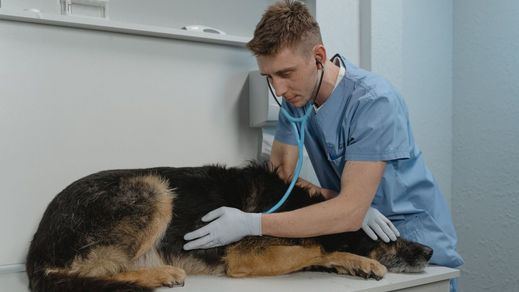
xmin=26 ymin=162 xmax=433 ymax=291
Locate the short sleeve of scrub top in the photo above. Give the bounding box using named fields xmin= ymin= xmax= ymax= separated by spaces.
xmin=345 ymin=92 xmax=411 ymax=161
xmin=345 ymin=91 xmax=411 ymax=161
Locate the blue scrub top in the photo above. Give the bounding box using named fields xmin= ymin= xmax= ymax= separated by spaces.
xmin=274 ymin=56 xmax=463 ymax=268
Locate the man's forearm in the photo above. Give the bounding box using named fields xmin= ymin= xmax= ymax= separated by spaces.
xmin=262 ymin=161 xmax=384 ymax=239
xmin=261 ymin=195 xmax=366 ymax=238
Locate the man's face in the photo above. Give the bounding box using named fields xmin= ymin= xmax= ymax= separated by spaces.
xmin=257 ymin=46 xmax=318 ymax=108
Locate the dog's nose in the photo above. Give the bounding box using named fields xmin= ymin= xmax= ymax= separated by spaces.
xmin=423 ymin=246 xmax=433 ymax=261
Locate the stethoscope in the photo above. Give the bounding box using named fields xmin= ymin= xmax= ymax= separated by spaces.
xmin=263 ymin=54 xmax=345 ymax=214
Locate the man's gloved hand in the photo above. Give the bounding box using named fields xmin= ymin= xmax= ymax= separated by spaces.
xmin=362 ymin=207 xmax=400 ymax=243
xmin=183 ymin=207 xmax=262 ymax=250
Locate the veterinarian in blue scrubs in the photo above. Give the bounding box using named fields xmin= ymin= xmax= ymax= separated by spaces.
xmin=184 ymin=1 xmax=463 ymax=290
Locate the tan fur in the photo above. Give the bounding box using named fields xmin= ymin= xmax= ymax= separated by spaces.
xmin=106 ymin=266 xmax=186 ymax=288
xmin=46 ymin=246 xmax=129 ymax=277
xmin=225 ymin=245 xmax=321 ymax=277
xmin=132 ymin=248 xmax=165 ymax=269
xmin=168 ymin=255 xmax=226 ymax=275
xmin=224 ymin=244 xmax=386 ymax=279
xmin=127 ymin=175 xmax=175 ymax=259
xmin=324 ymin=251 xmax=387 ymax=278
xmin=46 ymin=175 xmax=176 ymax=281
xmin=368 ymin=242 xmax=397 ymax=260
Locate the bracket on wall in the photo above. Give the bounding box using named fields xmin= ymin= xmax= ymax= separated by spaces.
xmin=60 ymin=0 xmax=109 ymax=19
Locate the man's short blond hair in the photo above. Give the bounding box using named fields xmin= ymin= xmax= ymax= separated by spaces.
xmin=247 ymin=0 xmax=322 ymax=56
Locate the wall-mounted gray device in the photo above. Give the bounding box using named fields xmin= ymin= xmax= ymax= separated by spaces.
xmin=249 ymin=70 xmax=281 ymax=128
xmin=60 ymin=0 xmax=109 ymax=18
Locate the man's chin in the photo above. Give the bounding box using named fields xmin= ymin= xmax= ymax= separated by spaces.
xmin=286 ymin=98 xmax=308 ymax=108
xmin=293 ymin=100 xmax=310 ymax=108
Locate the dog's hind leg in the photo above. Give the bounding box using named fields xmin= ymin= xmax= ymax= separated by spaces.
xmin=107 ymin=266 xmax=186 ymax=288
xmin=103 ymin=175 xmax=187 ymax=288
xmin=224 ymin=243 xmax=386 ymax=280
xmin=43 ymin=175 xmax=187 ymax=290
xmin=45 ymin=245 xmax=186 ymax=289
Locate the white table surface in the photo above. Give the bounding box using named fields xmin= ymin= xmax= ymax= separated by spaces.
xmin=0 ymin=266 xmax=459 ymax=292
xmin=160 ymin=266 xmax=459 ymax=292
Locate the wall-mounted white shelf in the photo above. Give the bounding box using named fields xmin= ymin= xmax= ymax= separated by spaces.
xmin=0 ymin=8 xmax=250 ymax=47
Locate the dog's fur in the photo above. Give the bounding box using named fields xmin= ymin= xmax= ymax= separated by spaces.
xmin=26 ymin=162 xmax=433 ymax=291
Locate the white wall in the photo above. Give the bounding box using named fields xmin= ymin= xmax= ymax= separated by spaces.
xmin=0 ymin=18 xmax=260 ymax=266
xmin=360 ymin=0 xmax=453 ymax=203
xmin=453 ymin=1 xmax=519 ymax=290
xmin=316 ymin=0 xmax=359 ymax=65
xmin=0 ymin=0 xmax=275 ymax=37
xmin=401 ymin=0 xmax=453 ymax=204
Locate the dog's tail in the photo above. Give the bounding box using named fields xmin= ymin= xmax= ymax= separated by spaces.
xmin=27 ymin=268 xmax=152 ymax=292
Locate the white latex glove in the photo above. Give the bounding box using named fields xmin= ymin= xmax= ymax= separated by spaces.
xmin=362 ymin=207 xmax=400 ymax=243
xmin=183 ymin=207 xmax=262 ymax=250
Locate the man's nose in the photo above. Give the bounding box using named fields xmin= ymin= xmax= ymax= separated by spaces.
xmin=270 ymin=77 xmax=288 ymax=97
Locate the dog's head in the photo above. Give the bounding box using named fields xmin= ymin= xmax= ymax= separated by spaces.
xmin=368 ymin=238 xmax=433 ymax=273
xmin=319 ymin=231 xmax=433 ymax=273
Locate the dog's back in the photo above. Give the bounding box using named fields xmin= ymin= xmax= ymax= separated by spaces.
xmin=26 ymin=163 xmax=299 ymax=291
xmin=26 ymin=162 xmax=432 ymax=291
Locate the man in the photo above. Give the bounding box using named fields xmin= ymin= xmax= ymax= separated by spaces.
xmin=184 ymin=0 xmax=463 ymax=290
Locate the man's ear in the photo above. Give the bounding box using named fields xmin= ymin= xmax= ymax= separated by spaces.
xmin=313 ymin=44 xmax=327 ymax=65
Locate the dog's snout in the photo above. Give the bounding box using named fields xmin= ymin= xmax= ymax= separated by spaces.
xmin=423 ymin=246 xmax=433 ymax=261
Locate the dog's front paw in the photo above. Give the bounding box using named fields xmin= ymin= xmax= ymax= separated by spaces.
xmin=155 ymin=266 xmax=187 ymax=288
xmin=334 ymin=257 xmax=387 ymax=280
xmin=355 ymin=259 xmax=387 ymax=280
xmin=330 ymin=252 xmax=387 ymax=280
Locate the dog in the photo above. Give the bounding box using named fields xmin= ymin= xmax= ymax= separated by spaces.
xmin=26 ymin=161 xmax=433 ymax=291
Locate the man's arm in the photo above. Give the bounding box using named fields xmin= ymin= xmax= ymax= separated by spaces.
xmin=270 ymin=139 xmax=298 ymax=181
xmin=183 ymin=142 xmax=392 ymax=250
xmin=270 ymin=140 xmax=330 ymax=197
xmin=262 ymin=160 xmax=386 ymax=238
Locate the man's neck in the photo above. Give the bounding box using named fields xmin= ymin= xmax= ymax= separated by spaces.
xmin=313 ymin=59 xmax=340 ymax=108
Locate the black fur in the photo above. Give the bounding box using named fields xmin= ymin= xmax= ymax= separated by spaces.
xmin=26 ymin=161 xmax=432 ymax=291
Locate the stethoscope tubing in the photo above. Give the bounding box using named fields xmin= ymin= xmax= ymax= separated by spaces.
xmin=264 ymin=55 xmax=343 ymax=213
